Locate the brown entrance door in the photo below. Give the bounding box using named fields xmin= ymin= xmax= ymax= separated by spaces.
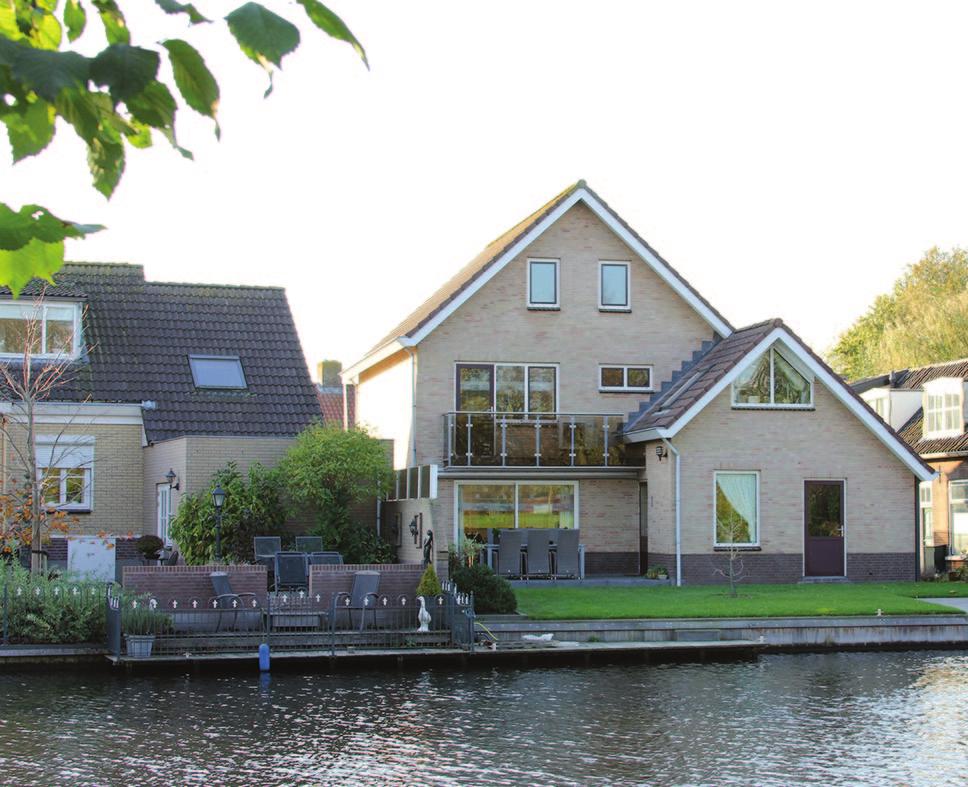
xmin=804 ymin=480 xmax=845 ymax=577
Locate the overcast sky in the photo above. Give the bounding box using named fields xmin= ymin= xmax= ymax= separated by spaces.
xmin=6 ymin=1 xmax=968 ymax=380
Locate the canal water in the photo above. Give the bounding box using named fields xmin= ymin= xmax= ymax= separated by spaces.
xmin=0 ymin=651 xmax=965 ymax=785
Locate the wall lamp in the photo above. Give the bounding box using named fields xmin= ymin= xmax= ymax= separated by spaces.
xmin=655 ymin=445 xmax=667 ymax=461
xmin=165 ymin=468 xmax=180 ymax=490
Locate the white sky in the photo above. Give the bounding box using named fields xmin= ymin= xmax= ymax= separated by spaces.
xmin=5 ymin=1 xmax=968 ymax=380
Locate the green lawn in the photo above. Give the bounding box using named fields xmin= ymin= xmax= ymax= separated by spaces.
xmin=513 ymin=582 xmax=968 ymax=620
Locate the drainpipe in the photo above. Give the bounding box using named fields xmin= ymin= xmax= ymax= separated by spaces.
xmin=405 ymin=346 xmax=418 ymax=467
xmin=661 ymin=437 xmax=682 ymax=587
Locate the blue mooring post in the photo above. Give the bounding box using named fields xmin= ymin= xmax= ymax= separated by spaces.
xmin=259 ymin=642 xmax=270 ymax=672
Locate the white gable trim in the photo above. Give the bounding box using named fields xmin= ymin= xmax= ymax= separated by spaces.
xmin=625 ymin=326 xmax=934 ymax=482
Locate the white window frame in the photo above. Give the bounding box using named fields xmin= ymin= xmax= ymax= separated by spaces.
xmin=454 ymin=361 xmax=560 ymax=414
xmin=598 ymin=261 xmax=631 ymax=311
xmin=713 ymin=470 xmax=760 ymax=547
xmin=948 ymin=480 xmax=968 ymax=556
xmin=871 ymin=394 xmax=890 ymax=422
xmin=157 ymin=483 xmax=173 ymax=544
xmin=923 ymin=378 xmax=963 ymax=439
xmin=919 ymin=481 xmax=933 ymax=547
xmin=0 ymin=300 xmax=82 ymax=360
xmin=453 ymin=480 xmax=580 ymax=543
xmin=36 ymin=435 xmax=95 ymax=512
xmin=598 ymin=364 xmax=654 ymax=392
xmin=526 ymin=258 xmax=560 ymax=309
xmin=731 ymin=347 xmax=814 ymax=409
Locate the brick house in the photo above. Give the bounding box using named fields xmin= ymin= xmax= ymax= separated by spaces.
xmin=854 ymin=359 xmax=968 ymax=576
xmin=0 ymin=263 xmax=322 ymax=563
xmin=343 ymin=181 xmax=933 ymax=584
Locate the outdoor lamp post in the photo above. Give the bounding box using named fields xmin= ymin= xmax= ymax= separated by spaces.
xmin=212 ymin=484 xmax=226 ymax=563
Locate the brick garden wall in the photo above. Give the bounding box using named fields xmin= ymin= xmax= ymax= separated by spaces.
xmin=122 ymin=564 xmax=268 ymax=606
xmin=309 ymin=563 xmax=425 ymax=607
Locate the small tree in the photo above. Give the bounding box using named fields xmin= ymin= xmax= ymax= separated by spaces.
xmin=279 ymin=424 xmax=393 ymax=563
xmin=714 ymin=505 xmax=748 ymax=597
xmin=169 ymin=462 xmax=286 ymax=564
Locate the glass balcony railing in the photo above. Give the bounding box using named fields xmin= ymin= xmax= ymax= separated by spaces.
xmin=442 ymin=412 xmax=629 ymax=467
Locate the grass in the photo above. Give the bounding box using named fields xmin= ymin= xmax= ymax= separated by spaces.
xmin=514 ymin=582 xmax=968 ymax=620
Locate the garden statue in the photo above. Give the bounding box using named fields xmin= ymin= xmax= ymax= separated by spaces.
xmin=423 ymin=529 xmax=434 ymax=566
xmin=417 ymin=596 xmax=431 ymax=633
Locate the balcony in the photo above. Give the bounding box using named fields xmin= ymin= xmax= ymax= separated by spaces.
xmin=443 ymin=412 xmax=632 ymax=468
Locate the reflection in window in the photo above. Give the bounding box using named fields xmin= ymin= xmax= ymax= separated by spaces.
xmin=714 ymin=472 xmax=758 ymax=545
xmin=0 ymin=301 xmax=79 ymax=358
xmin=950 ymin=482 xmax=968 ymax=555
xmin=457 ymin=484 xmax=515 ymax=540
xmin=732 ymin=348 xmax=812 ymax=407
xmin=600 ymin=263 xmax=629 ymax=309
xmin=458 ymin=482 xmax=577 ymax=540
xmin=528 ymin=260 xmax=558 ymax=307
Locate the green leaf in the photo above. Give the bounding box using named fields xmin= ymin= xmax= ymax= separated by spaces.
xmin=124 ymin=119 xmax=152 ymax=149
xmin=125 ymin=80 xmax=192 ymax=159
xmin=87 ymin=132 xmax=124 ymax=197
xmin=154 ymin=0 xmax=209 ymax=25
xmin=296 ymin=0 xmax=367 ymax=69
xmin=64 ymin=0 xmax=88 ymax=43
xmin=28 ymin=10 xmax=62 ymax=50
xmin=0 ymin=238 xmax=64 ymax=297
xmin=225 ymin=3 xmax=300 ymax=69
xmin=3 ymin=41 xmax=90 ymax=102
xmin=0 ymin=3 xmax=22 ymax=40
xmin=90 ymin=44 xmax=160 ymax=103
xmin=0 ymin=203 xmax=36 ymax=251
xmin=92 ymin=0 xmax=129 ymax=45
xmin=162 ymin=39 xmax=219 ymax=132
xmin=55 ymin=88 xmax=100 ymax=143
xmin=2 ymin=99 xmax=56 ymax=161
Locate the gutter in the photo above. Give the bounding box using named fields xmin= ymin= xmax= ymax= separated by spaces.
xmin=660 ymin=437 xmax=682 ymax=587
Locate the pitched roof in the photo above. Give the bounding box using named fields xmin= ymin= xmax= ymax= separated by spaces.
xmin=0 ymin=263 xmax=322 ymax=443
xmin=316 ymin=384 xmax=355 ymax=427
xmin=853 ymin=357 xmax=968 ymax=394
xmin=623 ymin=318 xmax=933 ymax=480
xmin=349 ymin=181 xmax=733 ymax=377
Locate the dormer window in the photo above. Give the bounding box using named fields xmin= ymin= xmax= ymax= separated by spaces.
xmin=872 ymin=395 xmax=890 ymax=422
xmin=923 ymin=378 xmax=963 ymax=438
xmin=732 ymin=346 xmax=813 ymax=408
xmin=189 ymin=355 xmax=247 ymax=390
xmin=0 ymin=301 xmax=81 ymax=359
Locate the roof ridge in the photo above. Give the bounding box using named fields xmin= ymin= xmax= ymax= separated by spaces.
xmin=147 ymin=281 xmax=285 ymax=292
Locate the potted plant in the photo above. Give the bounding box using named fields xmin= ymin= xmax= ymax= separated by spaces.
xmin=122 ymin=599 xmax=170 ymax=658
xmin=134 ymin=534 xmax=165 ymax=563
xmin=646 ymin=565 xmax=669 ymax=581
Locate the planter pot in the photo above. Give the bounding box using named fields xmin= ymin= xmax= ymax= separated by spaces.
xmin=125 ymin=634 xmax=155 ymax=659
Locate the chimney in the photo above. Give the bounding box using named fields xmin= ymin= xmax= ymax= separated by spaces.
xmin=318 ymin=359 xmax=343 ymax=387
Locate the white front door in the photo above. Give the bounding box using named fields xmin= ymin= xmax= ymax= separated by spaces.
xmin=157 ymin=484 xmax=172 ymax=544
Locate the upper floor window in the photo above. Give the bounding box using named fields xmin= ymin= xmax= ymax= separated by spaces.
xmin=189 ymin=355 xmax=247 ymax=390
xmin=871 ymin=395 xmax=889 ymax=421
xmin=732 ymin=347 xmax=812 ymax=407
xmin=0 ymin=301 xmax=81 ymax=359
xmin=527 ymin=259 xmax=559 ymax=309
xmin=456 ymin=362 xmax=556 ymax=414
xmin=599 ymin=365 xmax=653 ymax=392
xmin=924 ymin=378 xmax=963 ymax=438
xmin=599 ymin=262 xmax=630 ymax=311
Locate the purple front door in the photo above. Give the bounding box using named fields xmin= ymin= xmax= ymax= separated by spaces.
xmin=804 ymin=481 xmax=845 ymax=577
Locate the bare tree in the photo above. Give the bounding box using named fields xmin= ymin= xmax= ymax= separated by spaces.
xmin=714 ymin=509 xmax=748 ymax=597
xmin=0 ymin=293 xmax=89 ymax=574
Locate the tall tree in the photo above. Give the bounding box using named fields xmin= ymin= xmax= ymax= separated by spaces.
xmin=828 ymin=247 xmax=968 ymax=379
xmin=1 ymin=0 xmax=367 ymax=295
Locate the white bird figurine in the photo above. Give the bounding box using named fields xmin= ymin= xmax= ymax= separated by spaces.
xmin=417 ymin=596 xmax=432 ymax=633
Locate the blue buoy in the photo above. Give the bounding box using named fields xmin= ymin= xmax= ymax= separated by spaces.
xmin=259 ymin=642 xmax=270 ymax=672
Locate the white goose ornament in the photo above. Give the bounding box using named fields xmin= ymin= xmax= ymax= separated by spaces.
xmin=417 ymin=596 xmax=432 ymax=633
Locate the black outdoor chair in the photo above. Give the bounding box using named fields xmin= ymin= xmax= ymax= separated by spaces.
xmin=525 ymin=530 xmax=554 ymax=578
xmin=294 ymin=536 xmax=324 ymax=553
xmin=309 ymin=551 xmax=343 ymax=565
xmin=253 ymin=536 xmax=282 ymax=570
xmin=208 ymin=571 xmax=265 ymax=632
xmin=163 ymin=550 xmax=180 ymax=567
xmin=274 ymin=551 xmax=309 ymax=591
xmin=554 ymin=529 xmax=580 ymax=579
xmin=334 ymin=570 xmax=381 ymax=631
xmin=497 ymin=529 xmax=525 ymax=578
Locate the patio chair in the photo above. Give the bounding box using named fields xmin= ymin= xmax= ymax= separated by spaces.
xmin=294 ymin=535 xmax=324 ymax=553
xmin=209 ymin=571 xmax=265 ymax=632
xmin=554 ymin=529 xmax=580 ymax=579
xmin=274 ymin=551 xmax=309 ymax=591
xmin=254 ymin=536 xmax=282 ymax=567
xmin=497 ymin=529 xmax=525 ymax=578
xmin=309 ymin=551 xmax=343 ymax=565
xmin=524 ymin=530 xmax=554 ymax=578
xmin=163 ymin=550 xmax=180 ymax=567
xmin=333 ymin=570 xmax=381 ymax=631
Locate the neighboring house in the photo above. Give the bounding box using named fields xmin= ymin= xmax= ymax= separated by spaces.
xmin=343 ymin=181 xmax=933 ymax=584
xmin=315 ymin=360 xmax=355 ymax=428
xmin=0 ymin=263 xmax=322 ymax=559
xmin=854 ymin=360 xmax=968 ymax=575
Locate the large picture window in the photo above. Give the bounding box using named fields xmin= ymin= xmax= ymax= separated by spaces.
xmin=457 ymin=481 xmax=577 ymax=540
xmin=456 ymin=363 xmax=557 ymax=414
xmin=949 ymin=482 xmax=968 ymax=555
xmin=714 ymin=471 xmax=758 ymax=546
xmin=0 ymin=301 xmax=80 ymax=359
xmin=732 ymin=347 xmax=812 ymax=407
xmin=36 ymin=435 xmax=94 ymax=511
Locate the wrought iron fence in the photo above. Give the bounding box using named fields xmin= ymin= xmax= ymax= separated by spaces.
xmin=106 ymin=584 xmax=477 ymax=659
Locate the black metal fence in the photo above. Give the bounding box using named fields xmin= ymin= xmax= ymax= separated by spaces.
xmin=106 ymin=582 xmax=477 ymax=659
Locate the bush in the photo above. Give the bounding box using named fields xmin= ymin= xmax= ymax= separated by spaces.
xmin=122 ymin=598 xmax=172 ymax=636
xmin=0 ymin=562 xmax=106 ymax=644
xmin=450 ymin=563 xmax=517 ymax=614
xmin=134 ymin=534 xmax=164 ymax=560
xmin=170 ymin=462 xmax=287 ymax=565
xmin=416 ymin=563 xmax=441 ymax=597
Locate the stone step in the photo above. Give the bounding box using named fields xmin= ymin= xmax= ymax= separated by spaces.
xmin=798 ymin=576 xmax=850 ymax=584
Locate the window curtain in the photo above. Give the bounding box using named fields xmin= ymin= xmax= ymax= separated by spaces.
xmin=717 ymin=474 xmax=757 ymax=534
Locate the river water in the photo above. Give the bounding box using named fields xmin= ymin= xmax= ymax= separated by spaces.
xmin=0 ymin=651 xmax=965 ymax=786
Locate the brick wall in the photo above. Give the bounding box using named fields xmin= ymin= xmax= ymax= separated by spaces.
xmin=308 ymin=563 xmax=425 ymax=607
xmin=847 ymin=552 xmax=916 ymax=582
xmin=122 ymin=564 xmax=268 ymax=606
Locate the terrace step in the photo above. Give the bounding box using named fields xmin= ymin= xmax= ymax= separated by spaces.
xmin=798 ymin=576 xmax=850 ymax=584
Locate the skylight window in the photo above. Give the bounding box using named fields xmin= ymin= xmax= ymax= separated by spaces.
xmin=189 ymin=355 xmax=247 ymax=389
